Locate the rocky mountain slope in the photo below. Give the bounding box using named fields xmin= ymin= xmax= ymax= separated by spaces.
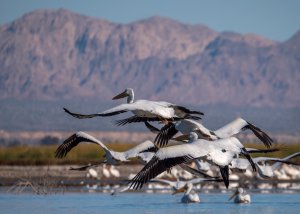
xmin=0 ymin=9 xmax=299 ymax=107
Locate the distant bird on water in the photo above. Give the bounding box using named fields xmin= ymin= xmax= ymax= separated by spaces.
xmin=228 ymin=187 xmax=251 ymax=204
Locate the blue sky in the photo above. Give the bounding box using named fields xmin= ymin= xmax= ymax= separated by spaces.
xmin=0 ymin=0 xmax=299 ymax=41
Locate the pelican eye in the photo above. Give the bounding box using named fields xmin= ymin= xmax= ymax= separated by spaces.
xmin=222 ymin=149 xmax=226 ymax=153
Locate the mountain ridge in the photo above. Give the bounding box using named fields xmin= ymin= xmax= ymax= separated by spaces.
xmin=0 ymin=9 xmax=299 ymax=107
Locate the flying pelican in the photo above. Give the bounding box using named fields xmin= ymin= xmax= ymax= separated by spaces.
xmin=152 ymin=117 xmax=273 ymax=148
xmin=55 ymin=131 xmax=158 ymax=167
xmin=185 ymin=147 xmax=279 ymax=175
xmin=228 ymin=187 xmax=251 ymax=204
xmin=230 ymin=152 xmax=300 ymax=178
xmin=128 ymin=132 xmax=256 ymax=190
xmin=63 ymin=88 xmax=203 ymax=125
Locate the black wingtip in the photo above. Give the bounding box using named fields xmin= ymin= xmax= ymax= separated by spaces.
xmin=154 ymin=123 xmax=178 ymax=148
xmin=144 ymin=122 xmax=160 ymax=133
xmin=219 ymin=165 xmax=229 ymax=189
xmin=246 ymin=122 xmax=273 ymax=148
xmin=242 ymin=148 xmax=257 ymax=172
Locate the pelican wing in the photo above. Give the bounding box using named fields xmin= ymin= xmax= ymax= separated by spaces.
xmin=214 ymin=117 xmax=273 ymax=148
xmin=63 ymin=107 xmax=127 ymax=119
xmin=69 ymin=163 xmax=104 ymax=171
xmin=128 ymin=143 xmax=207 ymax=189
xmin=55 ymin=131 xmax=109 ymax=158
xmin=245 ymin=122 xmax=273 ymax=148
xmin=136 ymin=152 xmax=155 ymax=163
xmin=129 ymin=155 xmax=194 ymax=190
xmin=128 ymin=139 xmax=240 ymax=189
xmin=177 ymin=119 xmax=216 ymax=139
xmin=230 ymin=158 xmax=251 ymax=170
xmin=144 ymin=122 xmax=160 ymax=133
xmin=272 ymin=152 xmax=300 ymax=170
xmin=246 ymin=148 xmax=279 ymax=154
xmin=115 ymin=116 xmax=164 ymax=126
xmin=187 ymin=177 xmax=222 ymax=184
xmin=214 ymin=117 xmax=248 ymax=137
xmin=124 ymin=140 xmax=158 ymax=159
xmin=254 ymin=153 xmax=300 ymax=166
xmin=179 ymin=164 xmax=219 ymax=179
xmin=151 ymin=178 xmax=175 ymax=186
xmin=154 ymin=123 xmax=178 ymax=147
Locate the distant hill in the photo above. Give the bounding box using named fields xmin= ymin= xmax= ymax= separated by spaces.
xmin=0 ymin=9 xmax=299 ymax=108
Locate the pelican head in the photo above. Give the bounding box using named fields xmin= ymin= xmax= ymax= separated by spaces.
xmin=189 ymin=132 xmax=198 ymax=142
xmin=172 ymin=134 xmax=189 ymax=142
xmin=172 ymin=132 xmax=198 ymax=143
xmin=112 ymin=88 xmax=134 ymax=103
xmin=172 ymin=183 xmax=192 ymax=195
xmin=228 ymin=187 xmax=243 ymax=201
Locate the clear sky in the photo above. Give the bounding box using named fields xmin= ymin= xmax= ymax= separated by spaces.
xmin=0 ymin=0 xmax=299 ymax=41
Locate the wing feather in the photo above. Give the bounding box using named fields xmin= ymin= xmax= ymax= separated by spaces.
xmin=55 ymin=132 xmax=108 ymax=158
xmin=154 ymin=123 xmax=178 ymax=147
xmin=129 ymin=155 xmax=194 ymax=189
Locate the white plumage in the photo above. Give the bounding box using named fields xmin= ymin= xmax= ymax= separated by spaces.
xmin=63 ymin=88 xmax=203 ymax=125
xmin=153 ymin=117 xmax=272 ymax=148
xmin=230 ymin=152 xmax=300 ymax=178
xmin=55 ymin=131 xmax=158 ymax=167
xmin=228 ymin=188 xmax=251 ymax=204
xmin=129 ymin=132 xmax=256 ymax=190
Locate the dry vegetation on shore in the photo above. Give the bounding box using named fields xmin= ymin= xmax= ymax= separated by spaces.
xmin=0 ymin=142 xmax=299 ymax=165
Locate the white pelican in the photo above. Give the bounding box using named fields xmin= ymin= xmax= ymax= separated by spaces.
xmin=228 ymin=187 xmax=251 ymax=204
xmin=102 ymin=164 xmax=111 ymax=178
xmin=63 ymin=88 xmax=203 ymax=124
xmin=55 ymin=131 xmax=158 ymax=167
xmin=152 ymin=117 xmax=273 ymax=148
xmin=109 ymin=165 xmax=120 ymax=178
xmin=230 ymin=152 xmax=300 ymax=178
xmin=153 ymin=177 xmax=220 ymax=203
xmin=174 ymin=183 xmax=200 ymax=203
xmin=128 ymin=132 xmax=256 ymax=190
xmin=152 ymin=177 xmax=221 ymax=192
xmin=184 ymin=148 xmax=279 ymax=182
xmin=87 ymin=168 xmax=99 ymax=179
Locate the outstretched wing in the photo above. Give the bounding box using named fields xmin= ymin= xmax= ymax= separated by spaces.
xmin=144 ymin=122 xmax=160 ymax=133
xmin=129 ymin=155 xmax=194 ymax=190
xmin=128 ymin=143 xmax=205 ymax=189
xmin=246 ymin=148 xmax=279 ymax=154
xmin=115 ymin=116 xmax=164 ymax=126
xmin=154 ymin=123 xmax=178 ymax=147
xmin=124 ymin=140 xmax=158 ymax=159
xmin=245 ymin=122 xmax=273 ymax=148
xmin=172 ymin=105 xmax=204 ymax=116
xmin=55 ymin=132 xmax=108 ymax=158
xmin=179 ymin=164 xmax=219 ymax=179
xmin=64 ymin=107 xmax=127 ymax=119
xmin=214 ymin=118 xmax=273 ymax=148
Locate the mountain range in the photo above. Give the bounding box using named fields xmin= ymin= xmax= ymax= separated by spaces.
xmin=0 ymin=9 xmax=299 ymax=108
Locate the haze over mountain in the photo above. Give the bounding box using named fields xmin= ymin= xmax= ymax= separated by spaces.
xmin=0 ymin=9 xmax=299 ymax=108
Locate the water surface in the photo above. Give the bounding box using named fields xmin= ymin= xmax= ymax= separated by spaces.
xmin=1 ymin=193 xmax=300 ymax=214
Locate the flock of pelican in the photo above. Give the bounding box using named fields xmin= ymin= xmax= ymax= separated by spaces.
xmin=56 ymin=88 xmax=300 ymax=204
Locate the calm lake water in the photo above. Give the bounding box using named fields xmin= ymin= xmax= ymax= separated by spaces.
xmin=1 ymin=193 xmax=300 ymax=214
